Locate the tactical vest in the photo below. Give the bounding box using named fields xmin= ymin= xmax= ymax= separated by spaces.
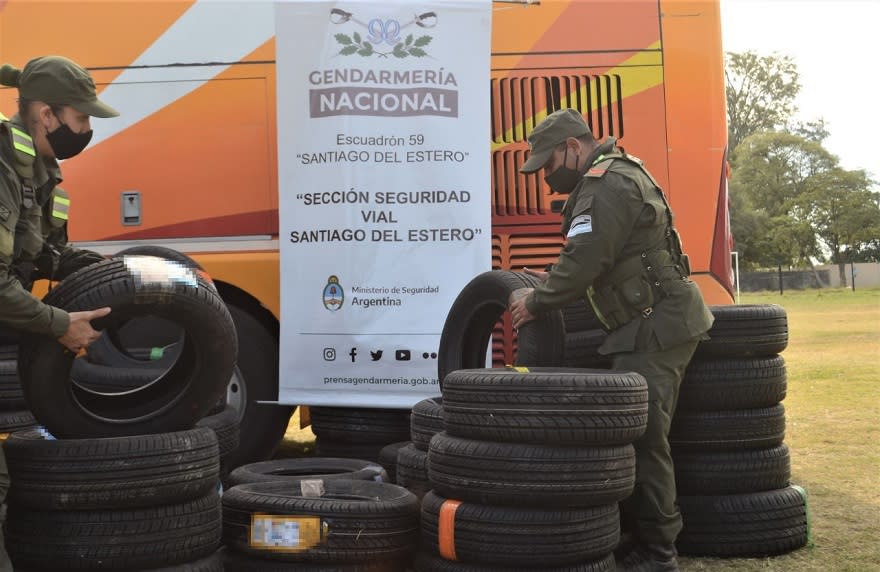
xmin=580 ymin=150 xmax=692 ymax=332
xmin=0 ymin=112 xmax=70 ymax=283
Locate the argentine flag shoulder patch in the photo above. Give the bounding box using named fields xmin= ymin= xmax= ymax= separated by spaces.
xmin=567 ymin=214 xmax=593 ymax=238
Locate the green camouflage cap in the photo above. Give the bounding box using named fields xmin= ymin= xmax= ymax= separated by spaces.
xmin=18 ymin=56 xmax=118 ymax=118
xmin=520 ymin=108 xmax=590 ymax=173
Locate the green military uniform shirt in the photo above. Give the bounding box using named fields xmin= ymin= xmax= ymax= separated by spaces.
xmin=526 ymin=140 xmax=713 ymax=354
xmin=0 ymin=113 xmax=82 ymax=337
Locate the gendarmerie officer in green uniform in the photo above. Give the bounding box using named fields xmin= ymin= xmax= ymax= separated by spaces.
xmin=0 ymin=55 xmax=119 ymax=571
xmin=509 ymin=109 xmax=714 ymax=572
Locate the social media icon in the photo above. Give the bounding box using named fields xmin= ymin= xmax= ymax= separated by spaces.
xmin=349 ymin=347 xmax=358 ymax=362
xmin=395 ymin=349 xmax=411 ymax=361
xmin=323 ymin=348 xmax=336 ymax=361
xmin=370 ymin=350 xmax=383 ymax=361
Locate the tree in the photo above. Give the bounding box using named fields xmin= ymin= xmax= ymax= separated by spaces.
xmin=805 ymin=168 xmax=880 ymax=285
xmin=729 ymin=132 xmax=834 ymax=270
xmin=725 ymin=51 xmax=801 ymax=152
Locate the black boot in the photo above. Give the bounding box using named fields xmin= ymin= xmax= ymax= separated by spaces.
xmin=615 ymin=543 xmax=679 ymax=572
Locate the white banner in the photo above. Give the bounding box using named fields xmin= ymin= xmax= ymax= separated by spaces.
xmin=276 ymin=1 xmax=492 ymax=407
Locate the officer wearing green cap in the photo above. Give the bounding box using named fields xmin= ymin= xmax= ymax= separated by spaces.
xmin=0 ymin=56 xmax=118 ymax=569
xmin=509 ymin=108 xmax=714 ymax=572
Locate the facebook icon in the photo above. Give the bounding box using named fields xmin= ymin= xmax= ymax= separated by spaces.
xmin=349 ymin=347 xmax=357 ymax=362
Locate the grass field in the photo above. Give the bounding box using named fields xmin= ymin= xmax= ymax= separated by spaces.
xmin=681 ymin=288 xmax=880 ymax=572
xmin=279 ymin=287 xmax=880 ymax=571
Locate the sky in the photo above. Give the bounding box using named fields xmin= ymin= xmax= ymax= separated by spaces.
xmin=720 ymin=0 xmax=879 ymax=179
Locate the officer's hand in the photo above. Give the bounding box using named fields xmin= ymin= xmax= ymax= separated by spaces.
xmin=523 ymin=267 xmax=549 ymax=282
xmin=58 ymin=307 xmax=112 ymax=353
xmin=509 ymin=288 xmax=536 ymax=330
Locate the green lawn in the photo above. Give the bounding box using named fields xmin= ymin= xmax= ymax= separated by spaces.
xmin=680 ymin=288 xmax=880 ymax=571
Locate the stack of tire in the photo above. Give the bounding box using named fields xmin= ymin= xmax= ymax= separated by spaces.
xmin=3 ymin=254 xmax=237 ymax=569
xmin=311 ymin=406 xmax=412 ymax=463
xmin=670 ymin=304 xmax=810 ymax=558
xmin=415 ymin=367 xmax=649 ymax=571
xmin=394 ymin=397 xmax=443 ymax=501
xmin=220 ymin=458 xmax=418 ymax=571
xmin=3 ymin=428 xmax=224 ymax=570
xmin=0 ymin=339 xmax=37 ymax=435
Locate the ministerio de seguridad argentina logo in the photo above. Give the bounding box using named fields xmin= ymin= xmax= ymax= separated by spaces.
xmin=309 ymin=7 xmax=457 ymax=119
xmin=323 ymin=275 xmax=345 ymax=311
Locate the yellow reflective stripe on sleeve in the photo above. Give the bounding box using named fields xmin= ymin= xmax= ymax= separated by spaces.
xmin=10 ymin=127 xmax=35 ymax=157
xmin=52 ymin=195 xmax=71 ymax=220
xmin=0 ymin=111 xmax=7 ymax=121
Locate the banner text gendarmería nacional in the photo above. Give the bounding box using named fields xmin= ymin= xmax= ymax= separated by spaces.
xmin=276 ymin=1 xmax=492 ymax=407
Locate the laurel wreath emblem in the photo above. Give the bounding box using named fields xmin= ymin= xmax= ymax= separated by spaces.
xmin=335 ymin=33 xmax=433 ymax=58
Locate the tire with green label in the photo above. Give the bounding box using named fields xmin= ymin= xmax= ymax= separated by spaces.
xmin=438 ymin=271 xmax=565 ymax=384
xmin=17 ymin=257 xmax=236 ymax=438
xmin=676 ymin=485 xmax=809 ymax=557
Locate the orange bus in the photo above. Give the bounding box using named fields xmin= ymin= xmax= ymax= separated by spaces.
xmin=0 ymin=0 xmax=733 ymax=461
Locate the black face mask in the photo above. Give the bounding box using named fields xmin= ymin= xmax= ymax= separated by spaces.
xmin=544 ymin=147 xmax=582 ymax=195
xmin=46 ymin=121 xmax=93 ymax=160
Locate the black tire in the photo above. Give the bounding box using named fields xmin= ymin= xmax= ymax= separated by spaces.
xmin=679 ymin=356 xmax=787 ymax=411
xmin=411 ymin=397 xmax=444 ymax=451
xmin=378 ymin=441 xmax=410 ymax=483
xmin=7 ymin=492 xmax=222 ymax=570
xmin=396 ymin=443 xmax=430 ymax=500
xmin=18 ymin=258 xmax=237 ymax=438
xmin=114 ymin=245 xmax=205 ymax=271
xmin=222 ymin=547 xmax=405 ymax=571
xmin=428 ymin=433 xmax=635 ymax=508
xmin=676 ymin=485 xmax=809 ymax=557
xmin=414 ymin=553 xmax=616 ymax=572
xmin=563 ymin=330 xmax=611 ymax=369
xmin=15 ymin=550 xmax=226 ymax=572
xmin=0 ymin=359 xmax=24 ymax=410
xmin=0 ymin=409 xmax=36 ymax=433
xmin=84 ymin=324 xmax=183 ymax=369
xmin=104 ymin=247 xmax=206 ymax=370
xmin=222 ymin=480 xmax=419 ymax=563
xmin=311 ymin=407 xmax=411 ymax=444
xmin=70 ymin=357 xmax=167 ymax=392
xmin=224 ymin=303 xmax=293 ymax=467
xmin=673 ymin=444 xmax=791 ymax=495
xmin=697 ymin=304 xmax=788 ymax=357
xmin=442 ymin=368 xmax=648 ymax=445
xmin=314 ymin=440 xmax=387 ymax=463
xmin=421 ymin=491 xmax=619 ymax=566
xmin=437 ymin=270 xmax=565 ymax=383
xmin=0 ymin=343 xmax=18 ymax=360
xmin=143 ymin=551 xmax=225 ymax=572
xmin=669 ymin=405 xmax=786 ymax=451
xmin=196 ymin=405 xmax=240 ymax=472
xmin=4 ymin=427 xmax=219 ymax=510
xmin=226 ymin=458 xmax=387 ymax=488
xmin=562 ymin=300 xmax=603 ymax=333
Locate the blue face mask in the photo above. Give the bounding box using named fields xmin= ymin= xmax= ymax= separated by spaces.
xmin=543 ymin=147 xmax=582 ymax=194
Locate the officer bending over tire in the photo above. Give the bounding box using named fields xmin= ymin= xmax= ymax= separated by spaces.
xmin=508 ymin=108 xmax=714 ymax=572
xmin=0 ymin=56 xmax=120 ymax=571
